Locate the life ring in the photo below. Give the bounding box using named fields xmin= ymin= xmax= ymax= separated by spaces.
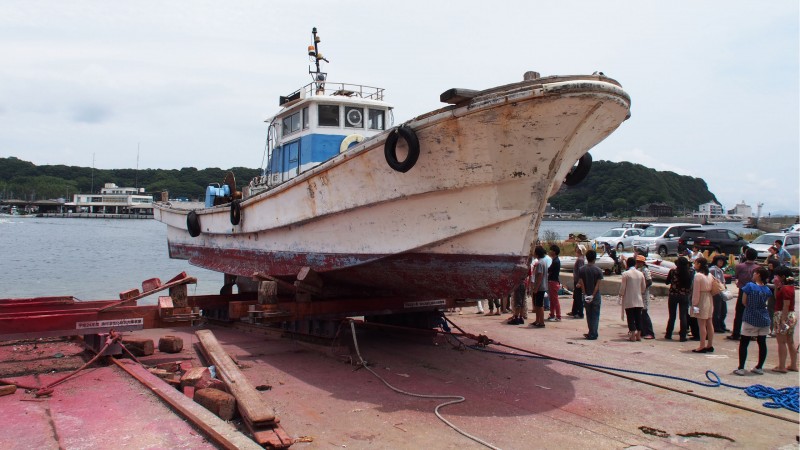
xmin=384 ymin=125 xmax=420 ymax=173
xmin=187 ymin=210 xmax=201 ymax=237
xmin=339 ymin=134 xmax=365 ymax=153
xmin=230 ymin=200 xmax=241 ymax=225
xmin=564 ymin=152 xmax=592 ymax=186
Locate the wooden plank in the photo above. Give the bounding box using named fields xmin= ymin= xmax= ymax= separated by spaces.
xmin=0 ymin=384 xmax=17 ymax=396
xmin=195 ymin=329 xmax=276 ymax=424
xmin=111 ymin=358 xmax=263 ymax=450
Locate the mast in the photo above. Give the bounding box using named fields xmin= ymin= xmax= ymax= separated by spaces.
xmin=308 ymin=27 xmax=329 ymax=94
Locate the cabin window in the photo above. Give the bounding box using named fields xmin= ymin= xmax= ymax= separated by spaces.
xmin=302 ymin=107 xmax=309 ymax=129
xmin=345 ymin=107 xmax=363 ymax=128
xmin=368 ymin=109 xmax=385 ymax=130
xmin=282 ymin=111 xmax=301 ymax=135
xmin=318 ymin=104 xmax=340 ymax=127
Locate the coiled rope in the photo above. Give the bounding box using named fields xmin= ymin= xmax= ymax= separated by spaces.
xmin=348 ymin=320 xmax=500 ymax=450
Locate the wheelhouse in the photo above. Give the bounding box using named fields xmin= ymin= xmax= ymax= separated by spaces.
xmin=258 ymin=82 xmax=393 ymax=190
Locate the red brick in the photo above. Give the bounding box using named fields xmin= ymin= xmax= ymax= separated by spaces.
xmin=183 ymin=385 xmax=195 ymax=399
xmin=180 ymin=367 xmax=211 ymax=389
xmin=142 ymin=278 xmax=162 ymax=292
xmin=119 ymin=289 xmax=140 ymax=300
xmin=158 ymin=335 xmax=183 ymax=353
xmin=195 ymin=378 xmax=226 ymax=392
xmin=122 ymin=337 xmax=154 ymax=356
xmin=194 ymin=388 xmax=236 ymax=420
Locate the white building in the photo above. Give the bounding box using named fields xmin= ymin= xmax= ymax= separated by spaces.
xmin=71 ymin=183 xmax=154 ymax=215
xmin=695 ymin=201 xmax=724 ymax=218
xmin=728 ymin=200 xmax=753 ymax=218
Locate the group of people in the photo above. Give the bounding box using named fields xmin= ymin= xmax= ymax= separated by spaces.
xmin=473 ymin=240 xmax=797 ymax=375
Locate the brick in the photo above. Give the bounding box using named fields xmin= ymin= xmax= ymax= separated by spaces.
xmin=169 ymin=284 xmax=189 ymax=307
xmin=142 ymin=277 xmax=162 ymax=292
xmin=0 ymin=385 xmax=17 ymax=396
xmin=119 ymin=289 xmax=140 ymax=301
xmin=183 ymin=385 xmax=195 ymax=399
xmin=158 ymin=335 xmax=183 ymax=353
xmin=122 ymin=337 xmax=154 ymax=356
xmin=179 ymin=360 xmax=193 ymax=371
xmin=195 ymin=378 xmax=227 ymax=392
xmin=194 ymin=388 xmax=237 ymax=421
xmin=180 ymin=367 xmax=211 ymax=389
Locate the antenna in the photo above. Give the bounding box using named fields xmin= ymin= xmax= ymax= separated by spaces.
xmin=136 ymin=143 xmax=140 ymax=189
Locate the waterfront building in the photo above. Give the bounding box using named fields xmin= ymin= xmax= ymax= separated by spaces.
xmin=694 ymin=201 xmax=724 ymax=218
xmin=70 ymin=183 xmax=154 ymax=215
xmin=727 ymin=200 xmax=753 ymax=218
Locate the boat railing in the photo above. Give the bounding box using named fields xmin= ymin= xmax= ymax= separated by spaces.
xmin=292 ymin=81 xmax=385 ymax=102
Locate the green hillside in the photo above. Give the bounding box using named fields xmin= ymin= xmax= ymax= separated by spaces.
xmin=550 ymin=160 xmax=718 ymax=216
xmin=0 ymin=157 xmax=260 ymax=200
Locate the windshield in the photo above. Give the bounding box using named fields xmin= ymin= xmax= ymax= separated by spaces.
xmin=751 ymin=234 xmax=781 ymax=245
xmin=640 ymin=226 xmax=667 ymax=238
xmin=600 ymin=229 xmax=624 ymax=238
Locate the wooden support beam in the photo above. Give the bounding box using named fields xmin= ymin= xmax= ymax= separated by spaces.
xmin=195 ymin=329 xmax=293 ymax=448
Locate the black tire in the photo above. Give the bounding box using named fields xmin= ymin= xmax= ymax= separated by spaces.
xmin=564 ymin=153 xmax=592 ymax=186
xmin=230 ymin=200 xmax=241 ymax=225
xmin=187 ymin=210 xmax=201 ymax=237
xmin=658 ymin=246 xmax=668 ymax=257
xmin=384 ymin=125 xmax=420 ymax=173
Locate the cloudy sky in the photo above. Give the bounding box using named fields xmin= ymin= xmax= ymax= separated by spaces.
xmin=1 ymin=1 xmax=797 ymax=214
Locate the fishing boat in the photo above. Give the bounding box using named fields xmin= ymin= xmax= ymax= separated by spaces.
xmin=154 ymin=28 xmax=632 ymax=302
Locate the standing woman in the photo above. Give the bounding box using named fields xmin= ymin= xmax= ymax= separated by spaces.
xmin=568 ymin=245 xmax=586 ymax=319
xmin=690 ymin=257 xmax=715 ymax=352
xmin=772 ymin=267 xmax=798 ymax=373
xmin=665 ymin=257 xmax=693 ymax=341
xmin=709 ymin=255 xmax=729 ymax=333
xmin=734 ymin=267 xmax=773 ymax=375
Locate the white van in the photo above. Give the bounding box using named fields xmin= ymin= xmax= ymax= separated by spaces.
xmin=631 ymin=223 xmax=700 ymax=257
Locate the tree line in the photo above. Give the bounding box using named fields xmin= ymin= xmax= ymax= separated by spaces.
xmin=0 ymin=157 xmax=260 ymax=201
xmin=0 ymin=157 xmax=718 ymax=215
xmin=550 ymin=160 xmax=718 ymax=216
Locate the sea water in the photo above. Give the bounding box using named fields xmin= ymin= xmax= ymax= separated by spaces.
xmin=0 ymin=217 xmax=748 ymax=300
xmin=0 ymin=217 xmax=222 ymax=301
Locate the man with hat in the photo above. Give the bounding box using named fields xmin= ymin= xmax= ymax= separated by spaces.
xmin=635 ymin=254 xmax=655 ymax=339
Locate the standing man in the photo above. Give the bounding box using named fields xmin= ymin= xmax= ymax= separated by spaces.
xmin=775 ymin=239 xmax=792 ymax=267
xmin=635 ymin=254 xmax=655 ymax=339
xmin=530 ymin=246 xmax=548 ymax=328
xmin=728 ymin=247 xmax=759 ymax=340
xmin=546 ymin=244 xmax=562 ymax=322
xmin=577 ymin=249 xmax=604 ymax=340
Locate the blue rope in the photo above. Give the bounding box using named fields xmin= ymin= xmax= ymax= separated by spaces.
xmin=464 ymin=342 xmax=799 ymax=413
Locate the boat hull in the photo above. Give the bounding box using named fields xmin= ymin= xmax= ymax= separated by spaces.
xmin=155 ymin=75 xmax=631 ymax=300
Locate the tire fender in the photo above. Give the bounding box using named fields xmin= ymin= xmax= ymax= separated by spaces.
xmin=564 ymin=153 xmax=592 ymax=186
xmin=339 ymin=134 xmax=365 ymax=153
xmin=187 ymin=210 xmax=201 ymax=237
xmin=384 ymin=125 xmax=420 ymax=173
xmin=230 ymin=200 xmax=241 ymax=226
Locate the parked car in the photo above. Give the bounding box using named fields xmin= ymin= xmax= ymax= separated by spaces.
xmin=621 ymin=222 xmax=652 ymax=230
xmin=677 ymin=227 xmax=748 ymax=255
xmin=749 ymin=232 xmax=800 ymax=261
xmin=780 ymin=223 xmax=800 ymax=233
xmin=632 ymin=223 xmax=700 ymax=257
xmin=594 ymin=227 xmax=643 ymax=251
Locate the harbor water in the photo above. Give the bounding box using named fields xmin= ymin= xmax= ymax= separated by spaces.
xmin=0 ymin=217 xmax=749 ymax=301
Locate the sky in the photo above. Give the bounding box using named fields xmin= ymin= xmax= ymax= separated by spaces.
xmin=0 ymin=1 xmax=798 ymax=215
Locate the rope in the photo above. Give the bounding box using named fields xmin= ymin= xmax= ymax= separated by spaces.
xmin=348 ymin=320 xmax=500 ymax=450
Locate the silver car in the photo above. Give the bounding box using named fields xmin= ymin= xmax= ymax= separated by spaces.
xmin=631 ymin=223 xmax=700 ymax=257
xmin=749 ymin=232 xmax=800 ymax=261
xmin=594 ymin=227 xmax=642 ymax=251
